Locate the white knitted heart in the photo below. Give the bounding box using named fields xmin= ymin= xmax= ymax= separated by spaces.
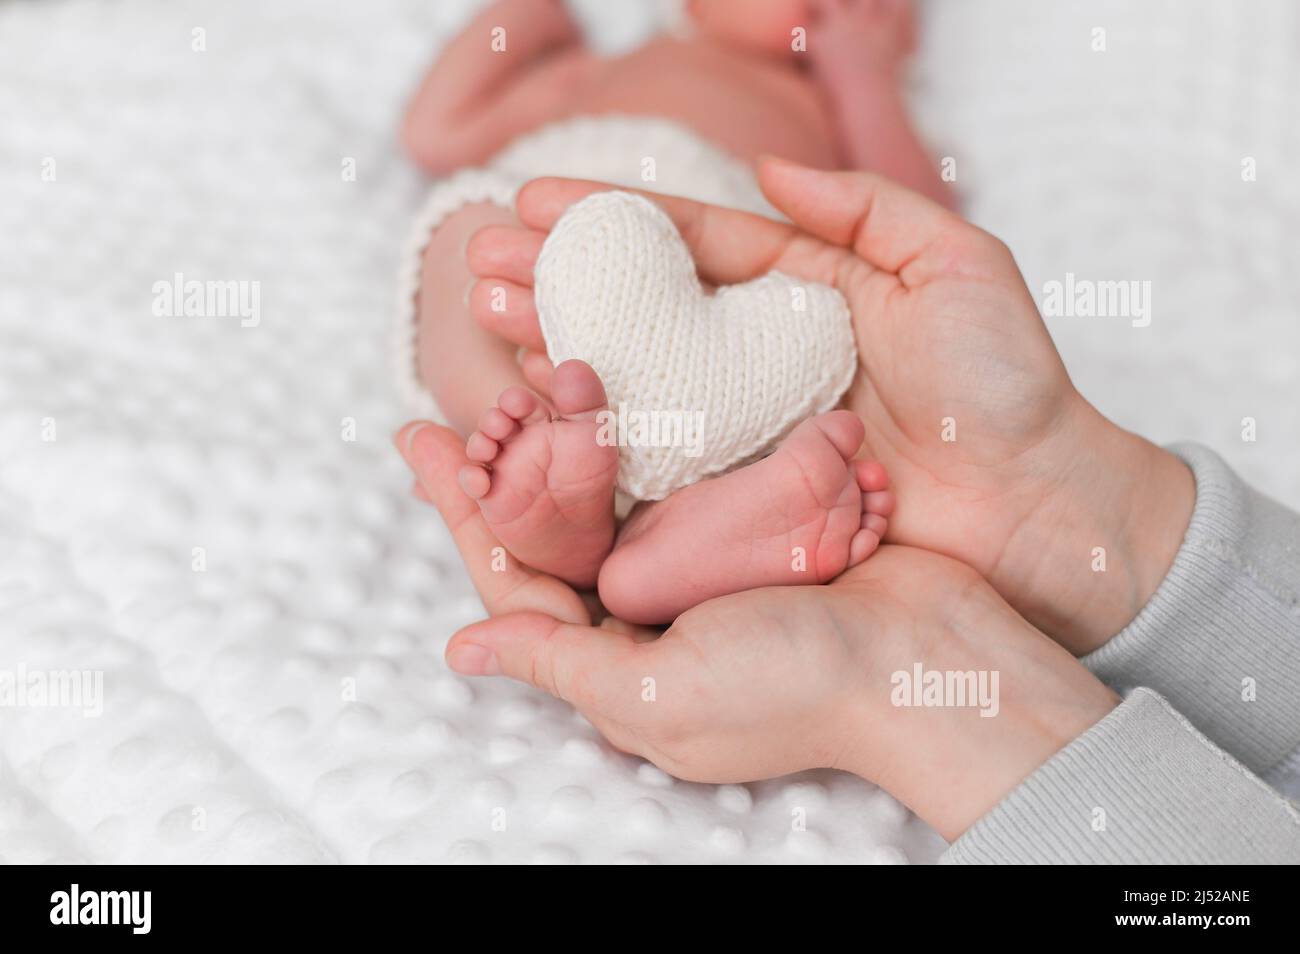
xmin=534 ymin=191 xmax=856 ymax=501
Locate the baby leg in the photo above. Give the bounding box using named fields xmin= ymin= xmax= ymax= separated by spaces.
xmin=415 ymin=202 xmax=531 ymax=435
xmin=598 ymin=411 xmax=894 ymax=625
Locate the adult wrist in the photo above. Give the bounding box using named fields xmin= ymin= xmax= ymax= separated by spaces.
xmin=845 ymin=582 xmax=1120 ymax=842
xmin=997 ymin=398 xmax=1195 ymax=656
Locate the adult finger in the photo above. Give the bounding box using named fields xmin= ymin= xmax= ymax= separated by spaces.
xmin=465 ymin=224 xmax=545 ymax=287
xmin=469 ymin=277 xmax=545 ymax=351
xmin=447 ymin=611 xmax=651 ymax=714
xmin=756 ymin=156 xmax=969 ymax=284
xmin=516 ymin=177 xmax=801 ymax=286
xmin=394 ymin=421 xmax=588 ymax=625
xmin=519 ymin=349 xmax=554 ymax=395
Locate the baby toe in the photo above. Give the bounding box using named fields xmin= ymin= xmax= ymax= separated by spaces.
xmin=811 ymin=410 xmax=866 ymax=460
xmin=860 ymin=513 xmax=888 ymax=538
xmin=848 ymin=527 xmax=882 ymax=566
xmin=862 ymin=488 xmax=895 ymax=517
xmin=854 ymin=459 xmax=890 ymax=493
xmin=550 ymin=359 xmax=608 ymax=421
xmin=466 ymin=431 xmax=499 ymax=463
xmin=478 ymin=406 xmax=518 ymax=442
xmin=457 ymin=464 xmax=492 ymax=500
xmin=497 ymin=385 xmax=546 ymax=424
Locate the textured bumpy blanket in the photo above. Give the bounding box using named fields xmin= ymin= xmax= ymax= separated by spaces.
xmin=1 ymin=0 xmax=1296 ymax=863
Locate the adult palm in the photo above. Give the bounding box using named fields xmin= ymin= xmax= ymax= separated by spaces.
xmin=476 ymin=159 xmax=1118 ymax=642
xmin=395 ymin=419 xmax=1113 ymax=841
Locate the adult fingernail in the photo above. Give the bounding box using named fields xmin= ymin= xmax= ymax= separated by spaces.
xmin=760 ymin=153 xmax=799 ymax=170
xmin=447 ymin=644 xmax=500 ymax=676
xmin=399 ymin=421 xmax=433 ymax=462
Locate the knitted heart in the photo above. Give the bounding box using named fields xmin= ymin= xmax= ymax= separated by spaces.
xmin=534 ymin=191 xmax=856 ymax=501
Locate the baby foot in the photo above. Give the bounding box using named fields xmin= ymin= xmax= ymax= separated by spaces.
xmin=459 ymin=359 xmax=619 ymax=588
xmin=598 ymin=410 xmax=893 ymax=624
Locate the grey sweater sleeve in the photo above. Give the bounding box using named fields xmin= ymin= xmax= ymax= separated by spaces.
xmin=1081 ymin=443 xmax=1300 ymax=781
xmin=942 ymin=443 xmax=1300 ymax=863
xmin=942 ymin=688 xmax=1300 ymax=863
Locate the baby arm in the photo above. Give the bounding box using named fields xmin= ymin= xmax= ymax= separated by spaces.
xmin=402 ymin=0 xmax=583 ymax=173
xmin=808 ymin=0 xmax=956 ymax=209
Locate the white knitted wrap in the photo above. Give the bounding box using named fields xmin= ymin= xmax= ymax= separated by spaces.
xmin=536 ymin=191 xmax=856 ymax=501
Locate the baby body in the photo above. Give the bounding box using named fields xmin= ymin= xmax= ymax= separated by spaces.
xmin=401 ymin=0 xmax=947 ymax=196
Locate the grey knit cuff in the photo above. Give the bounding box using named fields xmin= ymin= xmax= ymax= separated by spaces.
xmin=942 ymin=688 xmax=1300 ymax=864
xmin=1080 ymin=443 xmax=1300 ymax=778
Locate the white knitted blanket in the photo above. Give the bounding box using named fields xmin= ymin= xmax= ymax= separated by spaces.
xmin=2 ymin=0 xmax=1297 ymax=864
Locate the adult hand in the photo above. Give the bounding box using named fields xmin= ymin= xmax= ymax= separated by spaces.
xmin=463 ymin=160 xmax=1195 ymax=654
xmin=395 ymin=418 xmax=1118 ymax=840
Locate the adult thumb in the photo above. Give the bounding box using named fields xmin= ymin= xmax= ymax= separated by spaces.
xmin=757 ymin=156 xmax=966 ymax=280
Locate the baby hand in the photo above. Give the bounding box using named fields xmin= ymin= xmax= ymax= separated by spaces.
xmin=806 ymin=0 xmax=916 ymax=80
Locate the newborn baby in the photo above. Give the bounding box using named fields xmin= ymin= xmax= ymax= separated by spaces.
xmin=399 ymin=0 xmax=948 ymax=622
